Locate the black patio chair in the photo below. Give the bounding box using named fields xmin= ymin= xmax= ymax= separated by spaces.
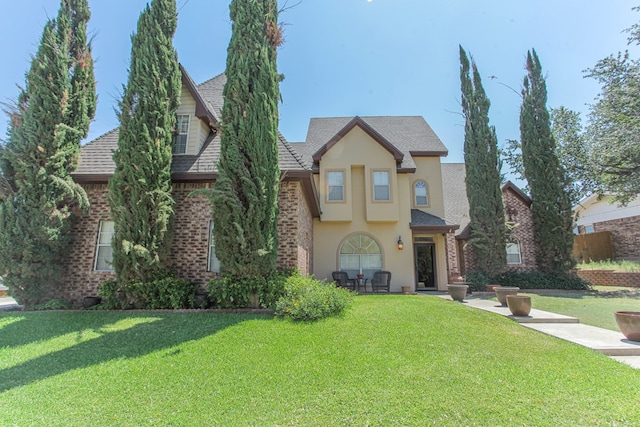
xmin=371 ymin=270 xmax=391 ymax=293
xmin=332 ymin=271 xmax=356 ymax=291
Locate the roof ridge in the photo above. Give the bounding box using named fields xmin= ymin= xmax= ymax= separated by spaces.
xmin=197 ymin=72 xmax=225 ymax=88
xmin=84 ymin=127 xmax=118 ymax=145
xmin=279 ymin=133 xmax=310 ymax=170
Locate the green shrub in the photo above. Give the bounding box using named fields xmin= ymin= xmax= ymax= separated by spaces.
xmin=31 ymin=299 xmax=71 ymax=311
xmin=98 ymin=271 xmax=200 ymax=309
xmin=98 ymin=280 xmax=123 ymax=309
xmin=208 ymin=269 xmax=291 ymax=309
xmin=464 ymin=270 xmax=489 ymax=292
xmin=492 ymin=270 xmax=591 ymax=290
xmin=274 ymin=273 xmax=354 ymax=321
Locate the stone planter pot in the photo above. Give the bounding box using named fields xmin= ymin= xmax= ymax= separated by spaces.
xmin=615 ymin=311 xmax=640 ymax=342
xmin=486 ymin=284 xmax=500 ymax=293
xmin=506 ymin=295 xmax=531 ymax=316
xmin=495 ymin=286 xmax=520 ymax=306
xmin=401 ymin=285 xmax=410 ymax=294
xmin=447 ymin=283 xmax=469 ymax=302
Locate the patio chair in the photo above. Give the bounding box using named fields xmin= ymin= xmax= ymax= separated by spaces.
xmin=371 ymin=270 xmax=391 ymax=293
xmin=332 ymin=271 xmax=356 ymax=291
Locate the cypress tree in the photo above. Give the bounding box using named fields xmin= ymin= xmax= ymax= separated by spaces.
xmin=0 ymin=0 xmax=96 ymax=306
xmin=108 ymin=0 xmax=181 ymax=285
xmin=520 ymin=49 xmax=575 ymax=274
xmin=211 ymin=0 xmax=282 ymax=279
xmin=459 ymin=46 xmax=507 ymax=277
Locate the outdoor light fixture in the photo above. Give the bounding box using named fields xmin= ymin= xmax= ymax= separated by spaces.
xmin=397 ymin=235 xmax=404 ymax=250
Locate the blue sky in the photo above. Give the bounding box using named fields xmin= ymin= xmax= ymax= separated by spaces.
xmin=0 ymin=0 xmax=638 ymax=167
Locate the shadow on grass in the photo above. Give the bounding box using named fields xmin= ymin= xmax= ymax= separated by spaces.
xmin=0 ymin=311 xmax=271 ymax=393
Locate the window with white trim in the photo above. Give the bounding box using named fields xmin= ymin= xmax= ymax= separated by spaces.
xmin=414 ymin=180 xmax=428 ymax=206
xmin=173 ymin=114 xmax=190 ymax=154
xmin=506 ymin=240 xmax=522 ymax=265
xmin=208 ymin=222 xmax=220 ymax=273
xmin=327 ymin=170 xmax=344 ymax=201
xmin=94 ymin=221 xmax=115 ymax=271
xmin=339 ymin=234 xmax=382 ymax=278
xmin=373 ymin=170 xmax=390 ymax=201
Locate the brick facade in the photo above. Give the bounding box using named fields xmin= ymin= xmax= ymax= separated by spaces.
xmin=457 ymin=187 xmax=538 ymax=276
xmin=588 ymin=215 xmax=640 ymax=262
xmin=60 ymin=180 xmax=313 ymax=305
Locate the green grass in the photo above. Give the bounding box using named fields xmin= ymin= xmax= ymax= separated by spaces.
xmin=1 ymin=296 xmax=640 ymax=426
xmin=516 ymin=286 xmax=640 ymax=331
xmin=577 ymin=260 xmax=640 ymax=272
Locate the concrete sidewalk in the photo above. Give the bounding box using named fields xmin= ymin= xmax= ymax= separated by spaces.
xmin=435 ymin=294 xmax=640 ymax=369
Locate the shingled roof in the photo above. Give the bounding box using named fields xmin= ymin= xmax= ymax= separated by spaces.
xmin=73 ymin=68 xmax=309 ymax=182
xmin=292 ymin=116 xmax=449 ymax=171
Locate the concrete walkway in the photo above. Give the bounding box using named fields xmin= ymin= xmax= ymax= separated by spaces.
xmin=435 ymin=294 xmax=640 ymax=369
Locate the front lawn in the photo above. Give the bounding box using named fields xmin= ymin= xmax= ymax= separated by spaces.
xmin=1 ymin=296 xmax=639 ymax=426
xmin=520 ymin=286 xmax=640 ymax=331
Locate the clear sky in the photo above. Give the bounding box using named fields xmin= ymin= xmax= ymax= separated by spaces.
xmin=1 ymin=0 xmax=638 ymax=167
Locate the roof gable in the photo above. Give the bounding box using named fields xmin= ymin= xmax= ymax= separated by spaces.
xmin=311 ymin=116 xmax=404 ymax=163
xmin=179 ymin=63 xmax=218 ymax=127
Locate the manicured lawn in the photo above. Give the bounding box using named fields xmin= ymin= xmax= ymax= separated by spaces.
xmin=513 ymin=286 xmax=640 ymax=331
xmin=1 ymin=296 xmax=639 ymax=426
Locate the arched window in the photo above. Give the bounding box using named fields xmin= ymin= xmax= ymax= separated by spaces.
xmin=414 ymin=180 xmax=428 ymax=206
xmin=339 ymin=234 xmax=382 ymax=279
xmin=506 ymin=239 xmax=522 ymax=265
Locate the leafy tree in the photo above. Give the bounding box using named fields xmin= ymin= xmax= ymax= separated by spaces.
xmin=503 ymin=106 xmax=594 ymax=205
xmin=210 ymin=0 xmax=282 ymax=280
xmin=520 ymin=49 xmax=575 ymax=274
xmin=108 ymin=0 xmax=181 ymax=285
xmin=0 ymin=0 xmax=96 ymax=306
xmin=583 ymin=27 xmax=640 ymax=205
xmin=459 ymin=46 xmax=507 ymax=277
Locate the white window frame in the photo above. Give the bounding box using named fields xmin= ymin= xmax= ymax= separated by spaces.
xmin=327 ymin=170 xmax=345 ymax=202
xmin=372 ymin=170 xmax=391 ymax=201
xmin=94 ymin=220 xmax=115 ymax=272
xmin=506 ymin=240 xmax=522 ymax=265
xmin=414 ymin=180 xmax=429 ymax=207
xmin=173 ymin=114 xmax=190 ymax=154
xmin=339 ymin=234 xmax=383 ymax=278
xmin=208 ymin=221 xmax=220 ymax=273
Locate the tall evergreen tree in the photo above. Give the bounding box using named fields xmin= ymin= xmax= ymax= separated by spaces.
xmin=211 ymin=0 xmax=282 ymax=279
xmin=459 ymin=46 xmax=507 ymax=277
xmin=108 ymin=0 xmax=181 ymax=285
xmin=520 ymin=49 xmax=575 ymax=274
xmin=0 ymin=0 xmax=96 ymax=306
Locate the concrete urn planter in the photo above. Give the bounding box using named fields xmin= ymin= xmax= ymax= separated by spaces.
xmin=615 ymin=311 xmax=640 ymax=342
xmin=447 ymin=283 xmax=469 ymax=302
xmin=494 ymin=286 xmax=520 ymax=307
xmin=506 ymin=295 xmax=531 ymax=316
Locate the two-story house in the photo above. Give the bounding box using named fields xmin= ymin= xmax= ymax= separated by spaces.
xmin=58 ymin=67 xmax=535 ymax=303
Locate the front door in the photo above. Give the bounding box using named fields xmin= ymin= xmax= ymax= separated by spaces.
xmin=415 ymin=243 xmax=436 ymax=290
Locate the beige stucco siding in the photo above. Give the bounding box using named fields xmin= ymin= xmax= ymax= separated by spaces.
xmin=176 ymin=83 xmax=209 ymax=155
xmin=412 ymin=157 xmax=445 ymax=218
xmin=314 ymin=160 xmax=427 ymax=292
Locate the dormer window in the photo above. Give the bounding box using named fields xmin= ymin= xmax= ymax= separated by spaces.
xmin=414 ymin=180 xmax=429 ymax=206
xmin=173 ymin=114 xmax=190 ymax=154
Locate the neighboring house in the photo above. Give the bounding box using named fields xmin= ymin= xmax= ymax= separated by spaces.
xmin=442 ymin=163 xmax=538 ymax=276
xmin=574 ymin=194 xmax=640 ymax=262
xmin=59 ymin=66 xmax=538 ymax=303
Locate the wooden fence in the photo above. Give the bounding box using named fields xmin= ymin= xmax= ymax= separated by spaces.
xmin=573 ymin=231 xmax=614 ymax=263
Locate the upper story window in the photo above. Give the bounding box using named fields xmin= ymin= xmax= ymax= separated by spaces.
xmin=94 ymin=220 xmax=115 ymax=272
xmin=373 ymin=170 xmax=390 ymax=201
xmin=414 ymin=180 xmax=429 ymax=206
xmin=173 ymin=114 xmax=190 ymax=154
xmin=327 ymin=170 xmax=345 ymax=202
xmin=506 ymin=240 xmax=522 ymax=265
